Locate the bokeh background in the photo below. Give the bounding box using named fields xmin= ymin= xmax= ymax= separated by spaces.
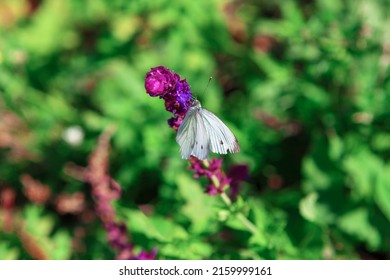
xmin=1 ymin=0 xmax=390 ymax=260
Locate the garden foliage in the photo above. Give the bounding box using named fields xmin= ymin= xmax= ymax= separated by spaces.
xmin=0 ymin=0 xmax=389 ymax=259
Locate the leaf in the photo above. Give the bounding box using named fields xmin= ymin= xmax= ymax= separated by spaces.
xmin=124 ymin=209 xmax=188 ymax=242
xmin=302 ymin=157 xmax=331 ymax=191
xmin=51 ymin=231 xmax=72 ymax=260
xmin=373 ymin=165 xmax=390 ymax=222
xmin=159 ymin=240 xmax=213 ymax=260
xmin=337 ymin=208 xmax=381 ymax=250
xmin=176 ymin=174 xmax=215 ymax=234
xmin=343 ymin=149 xmax=375 ymax=199
xmin=300 ymin=192 xmax=318 ymax=223
xmin=247 ymin=203 xmax=268 ymax=246
xmin=343 ymin=147 xmax=390 ymax=211
xmin=0 ymin=243 xmax=19 ymax=260
xmin=22 ymin=205 xmax=72 ymax=259
xmin=299 ymin=192 xmax=335 ymax=225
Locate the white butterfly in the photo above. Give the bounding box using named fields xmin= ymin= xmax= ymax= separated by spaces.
xmin=176 ymin=100 xmax=240 ymax=160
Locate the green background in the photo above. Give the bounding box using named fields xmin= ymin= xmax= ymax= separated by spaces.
xmin=0 ymin=0 xmax=389 ymax=259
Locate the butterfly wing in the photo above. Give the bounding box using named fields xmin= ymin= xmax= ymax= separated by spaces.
xmin=177 ymin=101 xmax=239 ymax=160
xmin=200 ymin=108 xmax=240 ymax=155
xmin=190 ymin=110 xmax=210 ymax=160
xmin=176 ymin=107 xmax=211 ymax=160
xmin=176 ymin=107 xmax=197 ymax=159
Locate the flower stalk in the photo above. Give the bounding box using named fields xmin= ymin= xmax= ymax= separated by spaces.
xmin=145 ymin=66 xmax=255 ymax=234
xmin=201 ymin=159 xmax=258 ymax=235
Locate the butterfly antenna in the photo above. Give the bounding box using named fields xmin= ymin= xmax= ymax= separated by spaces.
xmin=191 ymin=76 xmax=213 ymax=103
xmin=202 ymin=76 xmax=213 ymax=96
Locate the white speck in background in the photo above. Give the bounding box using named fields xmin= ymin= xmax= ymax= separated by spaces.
xmin=62 ymin=125 xmax=84 ymax=146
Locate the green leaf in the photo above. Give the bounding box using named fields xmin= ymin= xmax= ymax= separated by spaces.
xmin=337 ymin=208 xmax=381 ymax=250
xmin=341 ymin=146 xmax=390 ymax=221
xmin=0 ymin=243 xmax=19 ymax=260
xmin=373 ymin=166 xmax=390 ymax=222
xmin=159 ymin=240 xmax=213 ymax=260
xmin=176 ymin=174 xmax=215 ymax=234
xmin=124 ymin=209 xmax=188 ymax=242
xmin=300 ymin=192 xmax=319 ymax=223
xmin=343 ymin=150 xmax=374 ymax=200
xmin=302 ymin=157 xmax=331 ymax=191
xmin=299 ymin=192 xmax=335 ymax=225
xmin=22 ymin=205 xmax=72 ymax=259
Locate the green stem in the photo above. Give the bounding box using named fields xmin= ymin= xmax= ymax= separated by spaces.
xmin=220 ymin=192 xmax=258 ymax=235
xmin=220 ymin=192 xmax=232 ymax=206
xmin=201 ymin=160 xmax=258 ymax=235
xmin=236 ymin=213 xmax=259 ymax=235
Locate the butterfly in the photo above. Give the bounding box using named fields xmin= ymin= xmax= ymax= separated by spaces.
xmin=176 ymin=99 xmax=240 ymax=160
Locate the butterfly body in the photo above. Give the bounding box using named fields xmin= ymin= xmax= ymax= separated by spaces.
xmin=176 ymin=100 xmax=240 ymax=160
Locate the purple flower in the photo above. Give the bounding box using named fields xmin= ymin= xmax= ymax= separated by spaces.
xmin=105 ymin=222 xmax=132 ymax=250
xmin=145 ymin=66 xmax=192 ymax=129
xmin=227 ymin=164 xmax=249 ymax=200
xmin=87 ymin=129 xmax=156 ymax=260
xmin=167 ymin=116 xmax=184 ymax=130
xmin=189 ymin=157 xmax=232 ymax=195
xmin=145 ymin=66 xmax=179 ymax=97
xmin=175 ymin=79 xmax=192 ymax=106
xmin=135 ymin=248 xmax=158 ymax=260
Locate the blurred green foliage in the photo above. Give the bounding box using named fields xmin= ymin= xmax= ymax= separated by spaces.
xmin=0 ymin=0 xmax=389 ymax=259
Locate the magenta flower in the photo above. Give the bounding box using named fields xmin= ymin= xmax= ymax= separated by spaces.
xmin=145 ymin=66 xmax=192 ymax=129
xmin=134 ymin=248 xmax=158 ymax=260
xmin=145 ymin=66 xmax=179 ymax=97
xmin=189 ymin=157 xmax=232 ymax=195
